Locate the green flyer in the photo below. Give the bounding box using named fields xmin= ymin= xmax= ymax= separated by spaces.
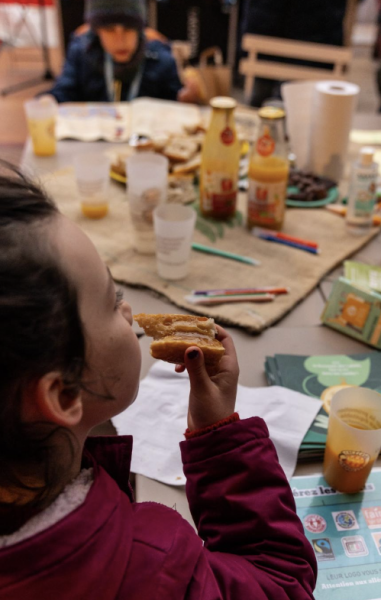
xmin=293 ymin=469 xmax=381 ymax=599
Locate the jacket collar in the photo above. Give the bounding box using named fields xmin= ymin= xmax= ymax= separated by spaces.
xmin=83 ymin=435 xmax=134 ymax=501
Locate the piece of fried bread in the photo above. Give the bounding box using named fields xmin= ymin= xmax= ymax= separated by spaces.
xmin=133 ymin=313 xmax=225 ymax=367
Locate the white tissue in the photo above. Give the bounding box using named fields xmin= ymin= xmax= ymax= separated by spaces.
xmin=112 ymin=361 xmax=321 ymax=485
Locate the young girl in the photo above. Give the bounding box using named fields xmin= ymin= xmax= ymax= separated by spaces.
xmin=48 ymin=0 xmax=198 ymax=103
xmin=0 ymin=164 xmax=317 ymax=599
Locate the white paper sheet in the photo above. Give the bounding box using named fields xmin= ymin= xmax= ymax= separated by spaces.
xmin=112 ymin=362 xmax=321 ymax=485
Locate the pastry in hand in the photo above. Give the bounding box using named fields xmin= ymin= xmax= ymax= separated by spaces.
xmin=133 ymin=313 xmax=225 ymax=368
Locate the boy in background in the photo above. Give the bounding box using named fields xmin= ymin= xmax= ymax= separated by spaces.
xmin=48 ymin=0 xmax=198 ymax=103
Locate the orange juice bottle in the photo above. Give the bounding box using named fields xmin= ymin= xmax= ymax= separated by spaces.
xmin=200 ymin=97 xmax=240 ymax=219
xmin=247 ymin=107 xmax=288 ymax=231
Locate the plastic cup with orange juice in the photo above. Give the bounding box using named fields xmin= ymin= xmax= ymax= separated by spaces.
xmin=24 ymin=96 xmax=58 ymax=157
xmin=74 ymin=153 xmax=110 ymax=219
xmin=323 ymin=387 xmax=381 ymax=493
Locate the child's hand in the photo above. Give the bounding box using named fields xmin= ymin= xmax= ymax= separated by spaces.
xmin=175 ymin=326 xmax=239 ymax=431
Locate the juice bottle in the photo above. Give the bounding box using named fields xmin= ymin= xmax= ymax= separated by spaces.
xmin=200 ymin=97 xmax=240 ymax=219
xmin=247 ymin=106 xmax=288 ymax=231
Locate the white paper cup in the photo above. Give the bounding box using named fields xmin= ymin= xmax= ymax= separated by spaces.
xmin=24 ymin=96 xmax=58 ymax=157
xmin=74 ymin=153 xmax=110 ymax=219
xmin=126 ymin=153 xmax=168 ymax=254
xmin=153 ymin=204 xmax=196 ymax=280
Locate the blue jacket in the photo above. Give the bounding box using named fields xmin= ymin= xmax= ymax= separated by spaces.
xmin=48 ymin=32 xmax=182 ymax=103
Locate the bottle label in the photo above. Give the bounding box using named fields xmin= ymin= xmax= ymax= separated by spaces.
xmin=201 ymin=172 xmax=237 ymax=215
xmin=256 ymin=133 xmax=275 ymax=157
xmin=248 ymin=180 xmax=286 ymax=225
xmin=220 ymin=127 xmax=235 ymax=145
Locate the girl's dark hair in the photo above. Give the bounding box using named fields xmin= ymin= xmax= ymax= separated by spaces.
xmin=0 ymin=162 xmax=86 ymax=534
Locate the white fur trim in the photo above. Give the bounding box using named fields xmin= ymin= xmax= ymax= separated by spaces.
xmin=0 ymin=468 xmax=94 ymax=548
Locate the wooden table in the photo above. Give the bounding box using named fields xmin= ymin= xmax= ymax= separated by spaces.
xmin=21 ymin=110 xmax=381 ymax=527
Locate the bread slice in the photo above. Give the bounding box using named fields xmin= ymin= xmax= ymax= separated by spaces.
xmin=163 ymin=137 xmax=198 ymax=163
xmin=171 ymin=153 xmax=201 ymax=175
xmin=133 ymin=313 xmax=225 ymax=368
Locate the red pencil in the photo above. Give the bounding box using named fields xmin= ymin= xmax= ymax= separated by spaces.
xmin=274 ymin=232 xmax=319 ymax=249
xmin=252 ymin=227 xmax=318 ymax=249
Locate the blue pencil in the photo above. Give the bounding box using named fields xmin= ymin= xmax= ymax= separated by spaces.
xmin=255 ymin=234 xmax=320 ymax=255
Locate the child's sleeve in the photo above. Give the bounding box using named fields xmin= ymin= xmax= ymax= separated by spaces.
xmin=180 ymin=416 xmax=317 ymax=599
xmin=48 ymin=36 xmax=82 ymax=103
xmin=156 ymin=49 xmax=183 ymax=101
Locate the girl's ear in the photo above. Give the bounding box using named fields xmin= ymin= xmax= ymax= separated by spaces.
xmin=25 ymin=373 xmax=83 ymax=428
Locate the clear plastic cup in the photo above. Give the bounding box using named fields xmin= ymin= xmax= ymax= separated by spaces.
xmin=24 ymin=96 xmax=58 ymax=157
xmin=323 ymin=387 xmax=381 ymax=493
xmin=153 ymin=204 xmax=196 ymax=280
xmin=126 ymin=153 xmax=168 ymax=254
xmin=74 ymin=153 xmax=110 ymax=219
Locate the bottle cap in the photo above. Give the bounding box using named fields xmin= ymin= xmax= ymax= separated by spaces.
xmin=210 ymin=97 xmax=237 ymax=110
xmin=360 ymin=146 xmax=375 ymax=166
xmin=258 ymin=106 xmax=285 ymax=120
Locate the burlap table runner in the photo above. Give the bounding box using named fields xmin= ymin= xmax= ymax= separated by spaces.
xmin=40 ymin=167 xmax=379 ymax=333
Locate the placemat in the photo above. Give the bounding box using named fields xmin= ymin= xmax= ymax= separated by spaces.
xmin=39 ymin=167 xmax=379 ymax=333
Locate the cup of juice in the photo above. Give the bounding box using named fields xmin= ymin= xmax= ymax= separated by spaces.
xmin=74 ymin=153 xmax=110 ymax=219
xmin=24 ymin=96 xmax=58 ymax=157
xmin=323 ymin=387 xmax=381 ymax=493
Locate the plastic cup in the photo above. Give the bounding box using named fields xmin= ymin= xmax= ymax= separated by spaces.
xmin=323 ymin=387 xmax=381 ymax=493
xmin=74 ymin=153 xmax=110 ymax=219
xmin=153 ymin=204 xmax=196 ymax=280
xmin=24 ymin=96 xmax=58 ymax=157
xmin=126 ymin=153 xmax=168 ymax=254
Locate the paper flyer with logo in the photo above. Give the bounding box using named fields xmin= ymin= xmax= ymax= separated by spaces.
xmin=293 ymin=468 xmax=381 ymax=599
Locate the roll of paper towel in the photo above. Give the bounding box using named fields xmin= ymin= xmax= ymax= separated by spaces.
xmin=281 ymin=80 xmax=359 ymax=181
xmin=308 ymin=81 xmax=359 ymax=181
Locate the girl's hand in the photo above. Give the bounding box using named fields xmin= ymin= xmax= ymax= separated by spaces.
xmin=175 ymin=326 xmax=239 ymax=431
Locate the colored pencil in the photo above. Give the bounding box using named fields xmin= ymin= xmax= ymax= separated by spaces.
xmin=191 ymin=243 xmax=261 ymax=266
xmin=185 ymin=293 xmax=275 ymax=305
xmin=252 ymin=227 xmax=319 ymax=249
xmin=253 ymin=234 xmax=320 ymax=255
xmin=192 ymin=287 xmax=289 ymax=296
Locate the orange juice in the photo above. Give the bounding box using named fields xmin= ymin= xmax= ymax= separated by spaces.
xmin=200 ymin=97 xmax=240 ymax=219
xmin=323 ymin=442 xmax=375 ymax=494
xmin=81 ymin=203 xmax=109 ymax=219
xmin=247 ymin=107 xmax=288 ymax=231
xmin=28 ymin=115 xmax=56 ymax=157
xmin=323 ymin=390 xmax=381 ymax=494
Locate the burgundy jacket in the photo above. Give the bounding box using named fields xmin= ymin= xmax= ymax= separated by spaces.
xmin=0 ymin=418 xmax=317 ymax=599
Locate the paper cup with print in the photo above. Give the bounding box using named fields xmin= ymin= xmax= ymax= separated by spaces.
xmin=24 ymin=96 xmax=57 ymax=157
xmin=74 ymin=153 xmax=110 ymax=219
xmin=127 ymin=153 xmax=168 ymax=254
xmin=153 ymin=204 xmax=196 ymax=280
xmin=323 ymin=387 xmax=381 ymax=493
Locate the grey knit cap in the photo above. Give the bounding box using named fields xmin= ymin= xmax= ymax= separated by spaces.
xmin=85 ymin=0 xmax=146 ymax=30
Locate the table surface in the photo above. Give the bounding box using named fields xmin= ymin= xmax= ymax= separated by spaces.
xmin=21 ymin=110 xmax=381 ymax=527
